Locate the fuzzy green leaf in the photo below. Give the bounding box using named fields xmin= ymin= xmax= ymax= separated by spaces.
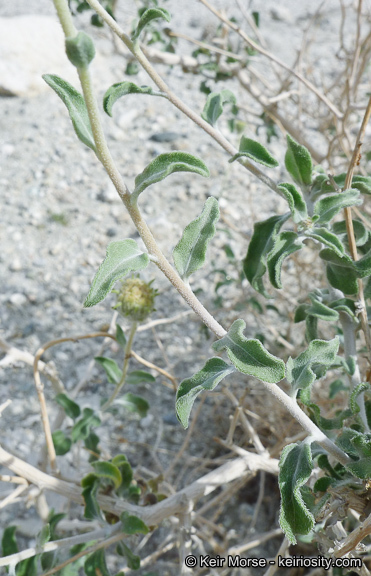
xmin=350 ymin=382 xmax=370 ymax=414
xmin=81 ymin=474 xmax=104 ymax=521
xmin=229 ymin=136 xmax=279 ymax=167
xmin=320 ymin=249 xmax=358 ymax=295
xmin=173 ymin=197 xmax=219 ymax=279
xmin=332 ymin=220 xmax=369 ymax=247
xmin=84 ymin=239 xmax=150 ymax=307
xmin=267 ymin=231 xmax=302 ymax=289
xmin=132 ymin=7 xmax=171 ymax=40
xmin=277 ymin=182 xmax=308 ymax=223
xmin=121 ymin=511 xmax=149 ymax=535
xmin=286 ymin=337 xmax=339 ymax=393
xmin=115 ymin=324 xmax=127 ymax=350
xmin=279 ymin=442 xmax=314 ymax=544
xmin=201 ymin=89 xmax=236 ymax=125
xmin=243 ymin=213 xmax=290 ymax=297
xmin=95 ymin=356 xmax=123 ymax=385
xmin=304 ymin=228 xmax=345 ymax=257
xmin=52 ymin=430 xmax=72 ymax=456
xmin=176 ymin=358 xmax=235 ymax=429
xmin=37 ymin=524 xmax=51 ymax=548
xmin=212 ymin=319 xmax=285 ymax=383
xmin=112 ymin=455 xmax=133 ymax=491
xmin=330 ymin=298 xmax=357 ymax=321
xmin=55 ymin=393 xmax=81 ymax=420
xmin=306 ymin=402 xmax=352 ymax=430
xmin=42 ymin=74 xmax=96 ymax=151
xmin=114 ymin=393 xmax=149 ymax=418
xmin=306 ymin=294 xmax=339 ymax=322
xmin=126 ymin=370 xmax=156 ymax=385
xmin=133 ymin=152 xmax=209 ymax=197
xmin=84 ymin=549 xmax=111 ymax=576
xmin=103 ymin=82 xmax=162 ymax=117
xmin=65 ymin=31 xmax=95 ymax=69
xmin=91 ymin=460 xmax=122 ymax=490
xmin=117 ymin=542 xmax=140 ymax=570
xmin=314 ymin=190 xmax=362 ymax=225
xmin=71 ymin=408 xmax=101 ymax=443
xmin=285 ymin=135 xmax=312 ymax=188
xmin=354 ymin=248 xmax=371 ymax=279
xmin=346 ymin=458 xmax=371 ymax=479
xmin=321 ymin=173 xmax=371 ymax=196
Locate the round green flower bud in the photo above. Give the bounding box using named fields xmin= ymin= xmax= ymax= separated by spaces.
xmin=116 ymin=278 xmax=156 ymax=322
xmin=65 ymin=31 xmax=95 ymax=69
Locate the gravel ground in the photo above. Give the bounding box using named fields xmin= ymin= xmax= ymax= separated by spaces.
xmin=0 ymin=0 xmax=363 ymax=574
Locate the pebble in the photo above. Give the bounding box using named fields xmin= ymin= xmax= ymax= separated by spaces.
xmin=9 ymin=258 xmax=22 ymax=271
xmin=9 ymin=293 xmax=28 ymax=306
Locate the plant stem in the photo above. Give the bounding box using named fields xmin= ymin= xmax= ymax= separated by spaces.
xmin=260 ymin=381 xmax=351 ymax=466
xmin=53 ymin=0 xmax=226 ymax=340
xmin=102 ymin=321 xmax=137 ymax=411
xmin=84 ymin=0 xmax=285 ymax=198
xmin=343 ymin=93 xmax=371 ymax=364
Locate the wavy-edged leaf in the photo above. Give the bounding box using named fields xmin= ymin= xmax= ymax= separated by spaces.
xmin=304 ymin=228 xmax=345 ymax=257
xmin=176 ymin=358 xmax=235 ymax=429
xmin=229 ymin=136 xmax=279 ymax=168
xmin=243 ymin=213 xmax=290 ymax=297
xmin=286 ymin=337 xmax=339 ymax=393
xmin=103 ymin=82 xmax=163 ymax=117
xmin=55 ymin=393 xmax=81 ymax=420
xmin=42 ymin=74 xmax=96 ymax=151
xmin=52 ymin=430 xmax=72 ymax=456
xmin=350 ymin=382 xmax=370 ymax=414
xmin=330 ymin=298 xmax=357 ymax=321
xmin=212 ymin=319 xmax=285 ymax=383
xmin=117 ymin=542 xmax=140 ymax=570
xmin=84 ymin=239 xmax=150 ymax=307
xmin=305 ymin=402 xmax=352 ymax=430
xmin=91 ymin=460 xmax=122 ymax=490
xmin=201 ymin=89 xmax=236 ymax=125
xmin=112 ymin=455 xmax=133 ymax=491
xmin=71 ymin=408 xmax=101 ymax=443
xmin=285 ymin=135 xmax=312 ymax=188
xmin=267 ymin=231 xmax=302 ymax=289
xmin=346 ymin=458 xmax=371 ymax=479
xmin=277 ymin=182 xmax=307 ymax=223
xmin=126 ymin=370 xmax=156 ymax=385
xmin=320 ymin=249 xmax=358 ymax=295
xmin=114 ymin=393 xmax=149 ymax=418
xmin=132 ymin=7 xmax=171 ymax=40
xmin=332 ymin=219 xmax=368 ymax=247
xmin=306 ymin=294 xmax=339 ymax=322
xmin=81 ymin=473 xmax=104 ymax=521
xmin=279 ymin=442 xmax=314 ymax=544
xmin=84 ymin=549 xmax=111 ymax=576
xmin=354 ymin=248 xmax=371 ymax=279
xmin=314 ymin=190 xmax=362 ymax=226
xmin=121 ymin=511 xmax=149 ymax=535
xmin=95 ymin=356 xmax=123 ymax=385
xmin=173 ymin=196 xmax=219 ymax=279
xmin=321 ymin=173 xmax=371 ymax=196
xmin=133 ymin=152 xmax=209 ymax=198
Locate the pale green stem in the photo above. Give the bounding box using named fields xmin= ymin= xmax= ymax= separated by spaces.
xmin=52 ymin=0 xmax=226 ymax=340
xmin=102 ymin=321 xmax=137 ymax=411
xmin=260 ymin=381 xmax=351 ymax=466
xmin=52 ymin=0 xmax=352 ymax=467
xmin=84 ymin=0 xmax=284 ymax=198
xmin=53 ymin=0 xmax=77 ymax=36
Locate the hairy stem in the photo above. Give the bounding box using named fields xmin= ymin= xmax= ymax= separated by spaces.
xmin=53 ymin=0 xmax=226 ymax=339
xmin=84 ymin=0 xmax=284 ymax=197
xmin=260 ymin=381 xmax=351 ymax=466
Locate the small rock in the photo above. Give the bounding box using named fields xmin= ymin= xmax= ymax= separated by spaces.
xmin=106 ymin=227 xmax=117 ymax=237
xmin=9 ymin=259 xmax=22 ymax=272
xmin=270 ymin=6 xmax=294 ymax=24
xmin=9 ymin=293 xmax=28 ymax=306
xmin=140 ymin=414 xmax=154 ymax=429
xmin=96 ymin=182 xmax=119 ymax=203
